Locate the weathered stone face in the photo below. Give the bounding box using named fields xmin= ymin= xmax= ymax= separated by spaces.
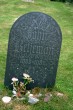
xmin=4 ymin=12 xmax=62 ymax=89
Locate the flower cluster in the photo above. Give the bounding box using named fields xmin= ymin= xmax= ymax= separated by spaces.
xmin=23 ymin=73 xmax=34 ymax=86
xmin=11 ymin=73 xmax=34 ymax=97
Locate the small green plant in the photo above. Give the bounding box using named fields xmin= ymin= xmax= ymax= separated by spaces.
xmin=11 ymin=73 xmax=34 ymax=98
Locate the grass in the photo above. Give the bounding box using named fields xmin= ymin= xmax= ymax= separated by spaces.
xmin=0 ymin=0 xmax=73 ymax=109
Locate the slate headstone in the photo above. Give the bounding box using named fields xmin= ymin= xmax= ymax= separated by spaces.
xmin=4 ymin=12 xmax=62 ymax=89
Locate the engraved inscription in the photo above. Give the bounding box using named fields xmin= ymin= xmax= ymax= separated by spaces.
xmin=19 ymin=43 xmax=49 ymax=54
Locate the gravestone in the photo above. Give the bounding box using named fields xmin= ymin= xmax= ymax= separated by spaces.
xmin=4 ymin=12 xmax=62 ymax=89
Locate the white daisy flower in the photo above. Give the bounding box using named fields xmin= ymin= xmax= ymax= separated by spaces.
xmin=12 ymin=77 xmax=18 ymax=82
xmin=23 ymin=73 xmax=30 ymax=78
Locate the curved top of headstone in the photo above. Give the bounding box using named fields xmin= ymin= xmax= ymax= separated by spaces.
xmin=5 ymin=12 xmax=62 ymax=89
xmin=10 ymin=12 xmax=62 ymax=37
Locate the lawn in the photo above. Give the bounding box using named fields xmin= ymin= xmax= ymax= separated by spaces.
xmin=0 ymin=0 xmax=73 ymax=110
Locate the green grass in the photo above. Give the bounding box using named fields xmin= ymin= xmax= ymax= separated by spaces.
xmin=0 ymin=0 xmax=73 ymax=109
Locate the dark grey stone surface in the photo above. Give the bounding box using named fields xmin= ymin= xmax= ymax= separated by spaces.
xmin=4 ymin=12 xmax=62 ymax=89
